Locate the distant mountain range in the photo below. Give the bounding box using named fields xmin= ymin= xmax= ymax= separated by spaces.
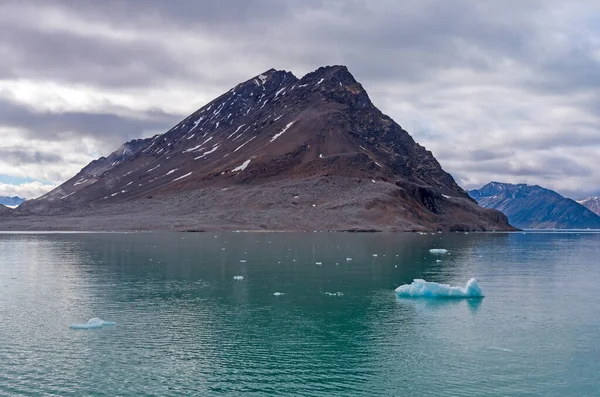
xmin=2 ymin=65 xmax=512 ymax=232
xmin=469 ymin=182 xmax=600 ymax=229
xmin=577 ymin=197 xmax=600 ymax=216
xmin=0 ymin=196 xmax=25 ymax=208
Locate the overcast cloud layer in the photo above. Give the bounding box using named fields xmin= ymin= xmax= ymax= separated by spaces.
xmin=1 ymin=0 xmax=599 ymax=199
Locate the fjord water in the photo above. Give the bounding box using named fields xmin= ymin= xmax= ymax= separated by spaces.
xmin=1 ymin=232 xmax=599 ymax=396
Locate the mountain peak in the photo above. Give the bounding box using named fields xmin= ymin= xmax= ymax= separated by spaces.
xmin=12 ymin=65 xmax=512 ymax=232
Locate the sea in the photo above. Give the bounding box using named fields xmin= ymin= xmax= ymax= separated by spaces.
xmin=0 ymin=231 xmax=598 ymax=396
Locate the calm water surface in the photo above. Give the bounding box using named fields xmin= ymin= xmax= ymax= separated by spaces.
xmin=0 ymin=231 xmax=599 ymax=396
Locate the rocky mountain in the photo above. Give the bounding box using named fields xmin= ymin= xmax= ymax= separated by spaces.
xmin=577 ymin=197 xmax=600 ymax=216
xmin=4 ymin=66 xmax=512 ymax=232
xmin=0 ymin=196 xmax=25 ymax=208
xmin=469 ymin=182 xmax=600 ymax=229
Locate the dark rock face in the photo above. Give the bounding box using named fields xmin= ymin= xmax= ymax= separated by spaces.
xmin=6 ymin=66 xmax=512 ymax=231
xmin=578 ymin=197 xmax=600 ymax=216
xmin=0 ymin=196 xmax=25 ymax=207
xmin=469 ymin=182 xmax=600 ymax=229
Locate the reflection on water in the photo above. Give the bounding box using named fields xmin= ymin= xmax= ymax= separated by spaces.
xmin=0 ymin=231 xmax=599 ymax=396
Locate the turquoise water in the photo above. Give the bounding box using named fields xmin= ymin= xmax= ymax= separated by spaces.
xmin=0 ymin=231 xmax=599 ymax=396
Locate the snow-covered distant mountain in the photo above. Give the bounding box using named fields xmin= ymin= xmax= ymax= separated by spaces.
xmin=577 ymin=197 xmax=600 ymax=216
xmin=0 ymin=196 xmax=25 ymax=208
xmin=469 ymin=182 xmax=600 ymax=229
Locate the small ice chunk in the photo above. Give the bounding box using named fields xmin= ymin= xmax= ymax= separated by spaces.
xmin=70 ymin=317 xmax=117 ymax=330
xmin=346 ymin=257 xmax=352 ymax=261
xmin=315 ymin=262 xmax=322 ymax=265
xmin=273 ymin=292 xmax=284 ymax=296
xmin=395 ymin=278 xmax=484 ymax=298
xmin=233 ymin=275 xmax=244 ymax=280
xmin=239 ymin=259 xmax=247 ymax=263
xmin=429 ymin=249 xmax=448 ymax=254
xmin=324 ymin=292 xmax=344 ymax=296
xmin=372 ymin=254 xmax=378 ymax=257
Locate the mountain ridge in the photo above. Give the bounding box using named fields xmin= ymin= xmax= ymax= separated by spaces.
xmin=469 ymin=182 xmax=600 ymax=229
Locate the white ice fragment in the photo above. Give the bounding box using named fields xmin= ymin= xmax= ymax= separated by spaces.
xmin=273 ymin=292 xmax=284 ymax=296
xmin=429 ymin=249 xmax=448 ymax=254
xmin=270 ymin=121 xmax=295 ymax=142
xmin=346 ymin=257 xmax=352 ymax=261
xmin=232 ymin=159 xmax=251 ymax=172
xmin=70 ymin=317 xmax=117 ymax=330
xmin=173 ymin=172 xmax=192 ymax=181
xmin=239 ymin=259 xmax=247 ymax=263
xmin=233 ymin=275 xmax=244 ymax=280
xmin=395 ymin=278 xmax=484 ymax=298
xmin=315 ymin=262 xmax=322 ymax=265
xmin=324 ymin=292 xmax=344 ymax=296
xmin=372 ymin=254 xmax=378 ymax=257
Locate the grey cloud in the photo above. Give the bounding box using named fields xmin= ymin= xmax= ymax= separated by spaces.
xmin=0 ymin=97 xmax=182 ymax=151
xmin=0 ymin=148 xmax=63 ymax=165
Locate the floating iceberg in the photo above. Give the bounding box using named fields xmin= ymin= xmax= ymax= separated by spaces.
xmin=429 ymin=248 xmax=448 ymax=254
xmin=70 ymin=318 xmax=117 ymax=330
xmin=395 ymin=278 xmax=484 ymax=298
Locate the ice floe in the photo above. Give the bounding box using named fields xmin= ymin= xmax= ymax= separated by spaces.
xmin=429 ymin=248 xmax=448 ymax=254
xmin=273 ymin=292 xmax=284 ymax=296
xmin=233 ymin=275 xmax=244 ymax=280
xmin=395 ymin=278 xmax=484 ymax=298
xmin=70 ymin=318 xmax=116 ymax=330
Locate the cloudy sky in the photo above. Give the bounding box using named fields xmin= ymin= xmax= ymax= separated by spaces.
xmin=1 ymin=0 xmax=599 ymax=199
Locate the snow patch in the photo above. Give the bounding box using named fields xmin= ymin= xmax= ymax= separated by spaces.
xmin=232 ymin=159 xmax=251 ymax=172
xmin=165 ymin=168 xmax=177 ymax=176
xmin=234 ymin=136 xmax=256 ymax=152
xmin=173 ymin=172 xmax=192 ymax=181
xmin=395 ymin=278 xmax=484 ymax=298
xmin=194 ymin=145 xmax=220 ymax=160
xmin=270 ymin=121 xmax=295 ymax=142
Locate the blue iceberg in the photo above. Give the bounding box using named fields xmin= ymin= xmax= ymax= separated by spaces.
xmin=395 ymin=278 xmax=484 ymax=298
xmin=70 ymin=318 xmax=117 ymax=330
